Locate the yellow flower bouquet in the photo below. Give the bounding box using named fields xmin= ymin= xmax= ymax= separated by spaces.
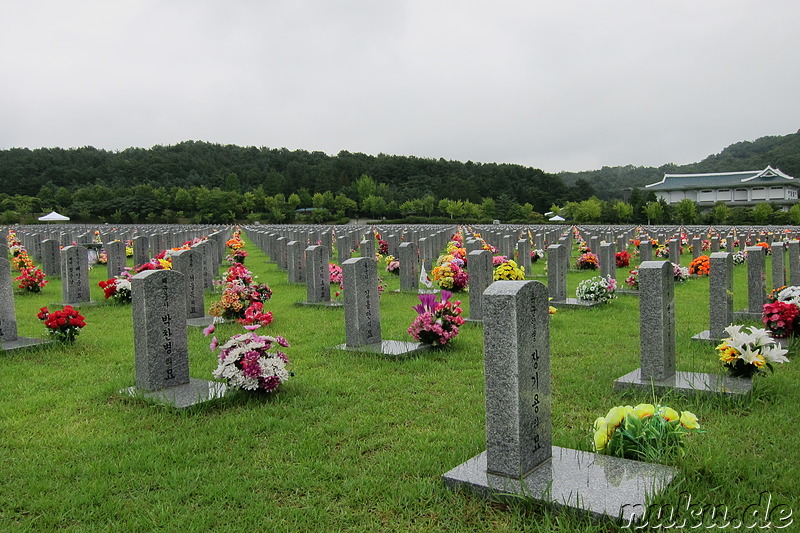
xmin=593 ymin=403 xmax=701 ymax=462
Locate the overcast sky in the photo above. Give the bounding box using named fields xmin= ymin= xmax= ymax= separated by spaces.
xmin=2 ymin=1 xmax=798 ymax=174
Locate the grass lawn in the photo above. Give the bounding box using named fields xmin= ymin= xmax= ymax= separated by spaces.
xmin=1 ymin=231 xmax=798 ymax=532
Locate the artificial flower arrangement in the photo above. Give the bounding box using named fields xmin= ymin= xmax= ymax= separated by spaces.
xmin=768 ymin=285 xmax=800 ymax=307
xmin=756 ymin=242 xmax=771 ymax=254
xmin=384 ymin=255 xmax=400 ymax=275
xmin=14 ymin=267 xmax=48 ymax=293
xmin=688 ymin=255 xmax=710 ymax=276
xmin=226 ymin=231 xmax=245 ymax=251
xmin=593 ymin=403 xmax=701 ymax=461
xmin=135 ymin=249 xmax=174 ymax=273
xmin=672 ymin=263 xmax=690 ymax=283
xmin=329 ymin=263 xmax=343 ymax=284
xmin=491 ymin=255 xmax=509 ymax=267
xmin=97 ymin=251 xmax=108 ymax=265
xmin=625 ymin=269 xmax=639 ymax=290
xmin=98 ymin=275 xmax=132 ymax=303
xmin=732 ymin=250 xmax=747 ymax=265
xmin=205 ymin=323 xmax=291 ymax=393
xmin=493 ymin=259 xmax=525 ymax=281
xmin=576 ymin=252 xmax=599 ymax=270
xmin=11 ymin=249 xmax=34 ymax=272
xmin=762 ymin=301 xmax=799 ymax=338
xmin=576 ymin=276 xmax=616 ymax=303
xmin=226 ymin=249 xmax=248 ymax=264
xmin=407 ymin=290 xmax=465 ymax=346
xmin=432 ymin=254 xmax=469 ymax=291
xmin=530 ymin=249 xmax=545 ymax=263
xmin=655 ymin=245 xmax=669 ymax=259
xmin=125 ymin=241 xmax=134 ymax=257
xmin=377 ymin=239 xmax=389 ymax=255
xmin=615 ymin=251 xmax=631 ymax=268
xmin=210 ymin=262 xmax=273 ymax=322
xmin=446 ymin=241 xmax=467 ymax=263
xmin=716 ymin=325 xmax=789 ymax=378
xmin=37 ymin=306 xmax=87 ymax=343
xmin=578 ymin=241 xmax=591 ymax=254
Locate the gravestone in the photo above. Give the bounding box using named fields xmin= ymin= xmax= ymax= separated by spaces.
xmin=360 ymin=237 xmax=375 ymax=259
xmin=546 ymin=244 xmax=567 ymax=302
xmin=734 ymin=246 xmax=766 ymax=321
xmin=132 ymin=236 xmax=150 ymax=269
xmin=398 ymin=242 xmax=419 ymax=292
xmin=443 ymin=280 xmax=676 ymax=522
xmin=771 ymin=242 xmax=785 ymax=291
xmin=668 ymin=239 xmax=680 ymax=266
xmin=40 ymin=239 xmax=61 ymax=278
xmin=60 ymin=245 xmax=91 ymax=305
xmin=788 ymin=240 xmax=800 ymax=286
xmin=639 ymin=237 xmax=653 ymax=262
xmin=286 ymin=241 xmax=305 ymax=284
xmin=614 ymin=261 xmax=751 ymax=396
xmin=516 ymin=239 xmax=531 ymax=278
xmin=0 ymin=257 xmax=52 ymax=352
xmin=465 ymin=250 xmax=492 ymax=322
xmin=297 ymin=245 xmax=340 ymax=307
xmin=692 ymin=252 xmax=733 ymax=343
xmin=336 ymin=257 xmax=427 ymax=357
xmin=337 ymin=234 xmax=351 ymax=263
xmin=106 ymin=240 xmax=127 ymax=278
xmin=171 ymin=248 xmax=213 ymax=326
xmin=121 ymin=269 xmax=227 ymax=408
xmin=599 ymin=242 xmax=615 ymax=280
xmin=691 ymin=237 xmax=702 ymax=260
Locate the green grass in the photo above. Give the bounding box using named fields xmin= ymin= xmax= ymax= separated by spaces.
xmin=1 ymin=237 xmax=798 ymax=532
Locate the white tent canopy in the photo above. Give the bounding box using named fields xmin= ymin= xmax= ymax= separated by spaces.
xmin=38 ymin=211 xmax=70 ymax=221
xmin=548 ymin=215 xmax=565 ymax=222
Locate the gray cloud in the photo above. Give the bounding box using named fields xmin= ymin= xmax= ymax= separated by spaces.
xmin=1 ymin=1 xmax=798 ymax=173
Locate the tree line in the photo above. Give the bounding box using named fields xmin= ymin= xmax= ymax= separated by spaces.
xmin=0 ymin=141 xmax=599 ymax=224
xmin=559 ymin=189 xmax=800 ymax=226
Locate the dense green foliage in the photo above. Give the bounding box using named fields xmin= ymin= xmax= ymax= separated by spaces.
xmin=0 ymin=142 xmax=596 ymax=224
xmin=559 ymin=131 xmax=800 ymax=200
xmin=3 ymin=131 xmax=799 ymax=225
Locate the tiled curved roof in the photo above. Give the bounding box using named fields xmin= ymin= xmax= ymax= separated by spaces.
xmin=646 ymin=166 xmax=795 ymax=190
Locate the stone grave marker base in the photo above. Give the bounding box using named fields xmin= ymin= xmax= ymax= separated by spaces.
xmin=613 ymin=368 xmax=752 ymax=397
xmin=50 ymin=300 xmax=100 ymax=309
xmin=615 ymin=289 xmax=640 ymax=296
xmin=391 ymin=288 xmax=439 ymax=294
xmin=186 ymin=315 xmax=219 ymax=328
xmin=733 ymin=311 xmax=762 ymax=322
xmin=443 ymin=446 xmax=676 ymax=524
xmin=1 ymin=337 xmax=55 ymax=353
xmin=295 ymin=300 xmax=343 ymax=308
xmin=121 ymin=378 xmax=228 ymax=409
xmin=690 ymin=330 xmax=724 ymax=344
xmin=335 ymin=340 xmax=430 ymax=358
xmin=549 ymin=298 xmax=605 ymax=309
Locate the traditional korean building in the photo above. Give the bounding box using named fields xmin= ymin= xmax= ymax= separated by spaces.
xmin=645 ymin=166 xmax=799 ymax=210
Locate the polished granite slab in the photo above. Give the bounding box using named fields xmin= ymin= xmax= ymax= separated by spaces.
xmin=294 ymin=300 xmax=343 ymax=308
xmin=334 ymin=340 xmax=430 ymax=358
xmin=443 ymin=446 xmax=676 ymax=523
xmin=120 ymin=378 xmax=228 ymax=409
xmin=1 ymin=336 xmax=54 ymax=353
xmin=613 ymin=368 xmax=752 ymax=397
xmin=549 ymin=298 xmax=605 ymax=309
xmin=186 ymin=315 xmax=220 ymax=328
